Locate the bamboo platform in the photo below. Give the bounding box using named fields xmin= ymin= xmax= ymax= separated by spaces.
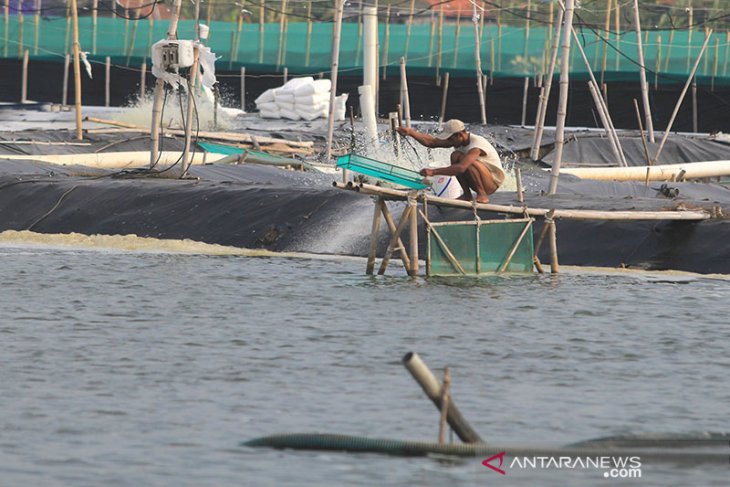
xmin=334 ymin=181 xmax=718 ymax=277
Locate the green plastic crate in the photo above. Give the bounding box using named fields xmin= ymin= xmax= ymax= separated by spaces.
xmin=428 ymin=219 xmax=534 ymax=276
xmin=337 ymin=153 xmax=428 ymax=190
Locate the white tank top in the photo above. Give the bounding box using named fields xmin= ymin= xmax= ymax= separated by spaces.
xmin=455 ymin=133 xmax=506 ymax=185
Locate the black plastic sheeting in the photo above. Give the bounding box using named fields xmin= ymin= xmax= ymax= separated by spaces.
xmin=542 ymin=134 xmax=730 ymax=167
xmin=0 ymin=158 xmax=729 ymax=274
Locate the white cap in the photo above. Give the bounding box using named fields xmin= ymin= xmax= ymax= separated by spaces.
xmin=435 ymin=119 xmax=466 ymax=140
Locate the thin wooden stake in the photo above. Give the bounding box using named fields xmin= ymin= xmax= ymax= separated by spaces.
xmin=633 ymin=98 xmax=651 ymax=166
xmin=655 ymin=35 xmax=661 ymax=90
xmin=378 ymin=205 xmax=413 ymax=275
xmin=382 ymin=5 xmax=390 ymax=79
xmin=62 ymin=53 xmax=70 ymax=106
xmin=531 ymin=7 xmax=563 ymax=160
xmin=240 ymin=67 xmax=246 ymax=110
xmin=712 ymin=35 xmax=719 ymax=91
xmin=258 ymin=2 xmax=264 ymax=64
xmin=404 ymin=0 xmax=415 ymax=58
xmin=366 ymin=198 xmax=384 ymax=275
xmin=516 ymin=167 xmax=524 ymax=203
xmin=105 ymin=56 xmax=110 ymax=107
xmin=3 ymin=0 xmax=8 ymax=58
xmin=549 ymin=220 xmax=559 ymax=273
xmin=324 ymin=0 xmax=345 ymax=162
xmin=140 ymin=61 xmax=147 ymax=98
xmin=21 ymin=49 xmax=28 ymax=103
xmin=70 ymin=0 xmax=82 ymax=140
xmin=472 ymin=0 xmax=486 ymax=124
xmin=498 ymin=219 xmax=533 ymax=273
xmin=92 ymin=0 xmax=97 ymax=54
xmin=408 ymin=198 xmax=419 ymax=277
xmin=305 ymin=0 xmax=312 ymax=66
xmin=452 ymin=10 xmax=461 ymax=69
xmin=33 ymin=0 xmax=40 ymax=55
xmin=438 ymin=71 xmax=450 ymax=130
xmin=633 ymin=0 xmax=654 ymax=142
xmin=521 ymin=77 xmax=529 ymax=126
xmin=126 ymin=10 xmax=139 ymax=67
xmin=438 ymin=368 xmax=451 ymax=444
xmin=436 ymin=4 xmax=443 ymax=80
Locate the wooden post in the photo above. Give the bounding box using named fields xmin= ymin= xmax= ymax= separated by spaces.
xmin=126 ymin=10 xmax=139 ymax=66
xmin=258 ymin=2 xmax=264 ymax=64
xmin=472 ymin=0 xmax=486 ymax=124
xmin=324 ymin=0 xmax=345 ymax=162
xmin=438 ymin=367 xmax=451 ymax=444
xmin=3 ymin=0 xmax=8 ymax=58
xmin=20 ymin=49 xmax=28 ymax=103
xmin=181 ymin=46 xmax=201 ymax=177
xmin=355 ymin=1 xmax=363 ymax=66
xmin=105 ymin=56 xmax=110 ymax=107
xmin=438 ymin=71 xmax=450 ymax=129
xmin=436 ymin=4 xmax=443 ymax=80
xmin=633 ymin=0 xmax=654 ymax=142
xmin=147 ymin=17 xmax=154 ymax=56
xmin=378 ymin=205 xmax=413 ymax=275
xmin=282 ymin=9 xmax=289 ymax=66
xmin=408 ymin=196 xmax=418 ymax=277
xmin=516 ymin=167 xmax=524 ymax=203
xmin=404 ymin=0 xmax=415 ymax=58
xmin=427 ymin=10 xmax=435 ymax=67
xmin=687 ymin=6 xmax=693 ymax=72
xmin=140 ymin=61 xmax=146 ymax=98
xmin=62 ymin=53 xmax=70 ymax=106
xmin=17 ymin=10 xmax=23 ymax=58
xmin=452 ymin=10 xmax=461 ymax=69
xmin=70 ymin=0 xmax=82 ymax=140
xmin=240 ymin=67 xmax=246 ymax=111
xmin=531 ymin=8 xmax=563 ymax=160
xmin=588 ymin=81 xmax=623 ymax=166
xmin=724 ymin=31 xmax=729 ymax=77
xmin=653 ymin=32 xmax=711 ymax=162
xmin=712 ymin=35 xmax=719 ymax=91
xmin=92 ymin=0 xmax=97 ymax=54
xmin=520 ymin=77 xmax=529 ymax=126
xmin=600 ymin=0 xmax=612 ymax=85
xmin=305 ymin=0 xmax=312 ymax=66
xmin=33 ymin=0 xmax=40 ymax=55
xmin=665 ymin=28 xmax=675 ymax=72
xmin=366 ymin=198 xmax=384 ymax=275
xmin=548 ymin=0 xmax=575 ymax=195
xmin=614 ymin=0 xmax=620 ymax=70
xmin=655 ymin=35 xmax=661 ymax=90
xmin=400 ymin=57 xmax=411 ymax=127
xmin=233 ymin=9 xmax=243 ymax=63
xmin=633 ymin=98 xmax=651 ymax=166
xmin=548 ymin=219 xmax=559 ymax=273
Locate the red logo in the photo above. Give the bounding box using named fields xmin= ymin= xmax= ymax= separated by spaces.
xmin=482 ymin=451 xmax=507 ymax=475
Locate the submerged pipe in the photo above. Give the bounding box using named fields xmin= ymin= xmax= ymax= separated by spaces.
xmin=402 ymin=352 xmax=483 ymax=444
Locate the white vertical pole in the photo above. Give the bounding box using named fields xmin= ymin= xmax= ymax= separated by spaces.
xmin=324 ymin=0 xmax=345 ymax=162
xmin=21 ymin=49 xmax=28 ymax=103
xmin=399 ymin=57 xmax=411 ymax=127
xmin=548 ymin=0 xmax=575 ymax=195
xmin=70 ymin=0 xmax=82 ymax=140
xmin=363 ymin=7 xmax=377 ymax=97
xmin=62 ymin=53 xmax=70 ymax=106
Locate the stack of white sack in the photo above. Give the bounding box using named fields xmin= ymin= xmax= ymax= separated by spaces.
xmin=254 ymin=77 xmax=348 ymax=121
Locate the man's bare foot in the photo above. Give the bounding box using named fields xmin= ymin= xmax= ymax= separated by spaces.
xmin=475 ymin=195 xmax=490 ymax=204
xmin=457 ymin=194 xmax=472 ymax=202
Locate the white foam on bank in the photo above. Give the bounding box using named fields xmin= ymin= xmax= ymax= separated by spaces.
xmin=0 ymin=230 xmax=362 ymax=262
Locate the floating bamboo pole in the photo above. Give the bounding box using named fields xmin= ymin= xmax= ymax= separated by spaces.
xmin=240 ymin=67 xmax=246 ymax=110
xmin=402 ymin=352 xmax=484 ymax=444
xmin=438 ymin=71 xmax=449 ymax=129
xmin=531 ymin=8 xmax=563 ymax=160
xmin=62 ymin=54 xmax=69 ymax=106
xmin=70 ymin=0 xmax=82 ymax=140
xmin=324 ymin=0 xmax=344 ymax=162
xmin=21 ymin=49 xmax=28 ymax=103
xmin=105 ymin=56 xmax=110 ymax=107
xmin=33 ymin=0 xmax=40 ymax=55
xmin=633 ymin=0 xmax=654 ymax=142
xmin=305 ymin=0 xmax=312 ymax=66
xmin=92 ymin=0 xmax=97 ymax=54
xmin=653 ymin=32 xmax=712 ymax=163
xmin=335 ymin=182 xmax=712 ymax=220
xmin=548 ymin=0 xmax=575 ymax=195
xmin=472 ymin=0 xmax=486 ymax=124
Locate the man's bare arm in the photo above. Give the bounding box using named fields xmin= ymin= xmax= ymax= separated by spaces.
xmin=422 ymin=148 xmax=481 ymax=177
xmin=396 ymin=126 xmax=452 ymax=148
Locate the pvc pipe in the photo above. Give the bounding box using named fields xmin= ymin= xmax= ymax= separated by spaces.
xmin=358 ymin=84 xmax=378 ymax=147
xmin=363 ymin=7 xmax=377 ymax=101
xmin=558 ymin=160 xmax=730 ymax=182
xmin=0 ymin=151 xmax=225 ymax=169
xmin=21 ymin=49 xmax=28 ymax=103
xmin=402 ymin=352 xmax=484 ymax=444
xmin=399 ymin=57 xmax=411 ymax=127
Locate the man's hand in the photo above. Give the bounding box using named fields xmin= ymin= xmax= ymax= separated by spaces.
xmin=396 ymin=126 xmax=412 ymax=137
xmin=420 ymin=168 xmax=435 ymax=177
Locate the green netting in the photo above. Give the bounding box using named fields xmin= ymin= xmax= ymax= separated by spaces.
xmin=2 ymin=16 xmax=730 ymax=84
xmin=428 ymin=219 xmax=534 ymax=276
xmin=337 ymin=153 xmax=428 ymax=189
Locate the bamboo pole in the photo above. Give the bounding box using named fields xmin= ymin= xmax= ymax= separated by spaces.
xmin=404 ymin=0 xmax=415 ymax=58
xmin=283 ymin=67 xmax=288 ymax=84
xmin=600 ymin=0 xmax=612 ymax=85
xmin=633 ymin=99 xmax=651 ymax=166
xmin=521 ymin=77 xmax=529 ymax=127
xmin=724 ymin=31 xmax=729 ymax=76
xmin=655 ymin=35 xmax=661 ymax=90
xmin=436 ymin=3 xmax=443 ymax=80
xmin=515 ymin=167 xmax=524 ymax=203
xmin=181 ymin=46 xmax=201 ymax=177
xmin=105 ymin=56 xmax=110 ymax=107
xmin=687 ymin=6 xmax=693 ymax=73
xmin=479 ymin=0 xmax=485 ymax=41
xmin=692 ymin=79 xmax=698 ymax=133
xmin=452 ymin=10 xmax=461 ymax=69
xmin=33 ymin=0 xmax=39 ymax=55
xmin=282 ymin=9 xmax=289 ymax=67
xmin=653 ymin=32 xmax=711 ymax=164
xmin=703 ymin=27 xmax=710 ymax=76
xmin=18 ymin=10 xmax=23 ymax=58
xmin=70 ymin=0 xmax=82 ymax=140
xmin=304 ymin=0 xmax=312 ymax=66
xmin=92 ymin=0 xmax=97 ymax=54
xmin=240 ymin=67 xmax=246 ymax=110
xmin=382 ymin=202 xmax=412 ymax=270
xmin=62 ymin=54 xmax=69 ymax=106
xmin=408 ymin=197 xmax=418 ymax=277
xmin=366 ymin=198 xmax=384 ymax=275
xmin=427 ymin=10 xmax=435 ymax=67
xmin=530 ymin=8 xmax=563 ymax=160
xmin=378 ymin=205 xmax=413 ymax=275
xmin=438 ymin=367 xmax=450 ymax=444
xmin=324 ymin=0 xmax=345 ymax=162
xmin=126 ymin=10 xmax=139 ymax=67
xmin=497 ymin=9 xmax=502 ymax=71
xmin=633 ymin=0 xmax=654 ymax=142
xmin=712 ymin=35 xmax=719 ymax=91
xmin=147 ymin=17 xmax=153 ymax=56
xmin=548 ymin=219 xmax=559 ymax=273
xmin=206 ymin=0 xmax=213 ymax=26
xmin=402 ymin=352 xmax=484 ymax=444
xmin=400 ymin=57 xmax=411 ymax=127
xmin=498 ymin=219 xmax=533 ymax=273
xmin=383 ymin=6 xmax=391 ymax=80
xmin=472 ymin=0 xmax=486 ymax=124
xmin=438 ymin=71 xmax=450 ymax=129
xmin=228 ymin=30 xmax=236 ymax=69
xmin=276 ymin=0 xmax=288 ymax=68
xmin=489 ymin=37 xmax=495 ymax=75
xmin=20 ymin=49 xmax=28 ymax=103
xmin=587 ymin=82 xmax=623 ymax=166
xmin=355 ymin=1 xmax=363 ymax=66
xmin=233 ymin=9 xmax=243 ymax=64
xmin=614 ymin=0 xmax=620 ymax=70
xmin=548 ymin=0 xmax=575 ymax=195
xmin=664 ymin=28 xmax=674 ymax=72
xmin=3 ymin=0 xmax=8 ymax=58
xmin=258 ymin=2 xmax=264 ymax=64
xmin=140 ymin=61 xmax=147 ymax=98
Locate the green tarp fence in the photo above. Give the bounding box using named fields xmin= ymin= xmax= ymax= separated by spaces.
xmin=2 ymin=16 xmax=730 ymax=85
